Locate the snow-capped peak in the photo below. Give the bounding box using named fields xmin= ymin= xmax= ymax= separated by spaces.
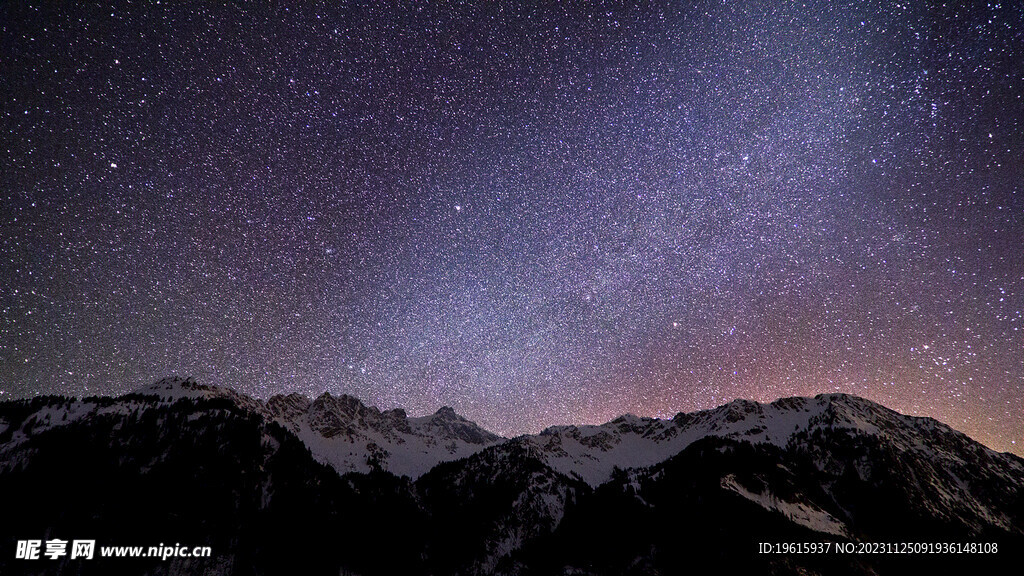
xmin=267 ymin=391 xmax=503 ymax=478
xmin=132 ymin=376 xmax=268 ymax=414
xmin=517 ymin=393 xmax=998 ymax=487
xmin=433 ymin=406 xmax=458 ymax=419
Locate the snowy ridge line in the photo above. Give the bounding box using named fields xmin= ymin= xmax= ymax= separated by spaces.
xmin=2 ymin=378 xmax=1017 ymax=488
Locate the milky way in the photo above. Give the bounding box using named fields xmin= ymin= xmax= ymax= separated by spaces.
xmin=2 ymin=1 xmax=1021 ymax=453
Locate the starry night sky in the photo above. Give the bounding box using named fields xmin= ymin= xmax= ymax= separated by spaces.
xmin=2 ymin=1 xmax=1021 ymax=453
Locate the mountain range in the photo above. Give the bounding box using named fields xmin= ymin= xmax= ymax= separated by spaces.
xmin=1 ymin=377 xmax=1021 ymax=575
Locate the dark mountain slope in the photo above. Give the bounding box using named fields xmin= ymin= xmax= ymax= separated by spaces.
xmin=0 ymin=394 xmax=427 ymax=576
xmin=510 ymin=428 xmax=1024 ymax=575
xmin=416 ymin=441 xmax=590 ymax=575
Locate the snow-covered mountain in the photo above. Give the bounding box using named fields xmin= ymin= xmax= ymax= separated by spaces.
xmin=266 ymin=390 xmax=503 ymax=478
xmin=0 ymin=381 xmax=430 ymax=576
xmin=516 ymin=393 xmax=1019 ymax=487
xmin=519 ymin=409 xmax=1024 ymax=575
xmin=1 ymin=378 xmax=1021 ymax=575
xmin=134 ymin=377 xmax=505 ymax=478
xmin=0 ymin=377 xmax=502 ymax=480
xmin=414 ymin=393 xmax=1023 ymax=574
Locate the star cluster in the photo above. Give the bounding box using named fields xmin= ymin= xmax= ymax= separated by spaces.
xmin=2 ymin=1 xmax=1021 ymax=453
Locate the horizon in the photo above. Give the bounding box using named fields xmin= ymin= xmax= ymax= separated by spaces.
xmin=4 ymin=374 xmax=1018 ymax=457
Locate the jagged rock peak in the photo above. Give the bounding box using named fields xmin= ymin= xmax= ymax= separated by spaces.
xmin=266 ymin=393 xmax=312 ymax=420
xmin=722 ymin=398 xmax=765 ymax=420
xmin=434 ymin=406 xmax=459 ymax=419
xmin=768 ymin=395 xmax=812 ymax=411
xmin=384 ymin=407 xmax=408 ymax=419
xmin=609 ymin=413 xmax=655 ymax=433
xmin=310 ymin=392 xmax=374 ymax=415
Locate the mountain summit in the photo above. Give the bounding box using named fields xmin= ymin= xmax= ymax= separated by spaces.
xmin=138 ymin=378 xmax=506 ymax=478
xmin=518 ymin=392 xmax=1002 ymax=486
xmin=267 ymin=390 xmax=503 ymax=478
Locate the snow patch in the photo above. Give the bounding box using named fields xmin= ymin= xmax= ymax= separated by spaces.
xmin=721 ymin=474 xmax=848 ymax=537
